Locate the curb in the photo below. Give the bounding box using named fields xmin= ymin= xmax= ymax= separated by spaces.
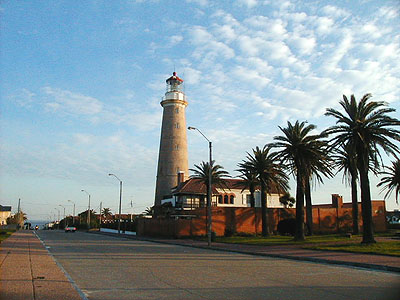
xmin=90 ymin=231 xmax=400 ymax=274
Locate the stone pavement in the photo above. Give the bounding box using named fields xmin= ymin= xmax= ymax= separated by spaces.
xmin=0 ymin=230 xmax=83 ymax=300
xmin=97 ymin=232 xmax=400 ymax=273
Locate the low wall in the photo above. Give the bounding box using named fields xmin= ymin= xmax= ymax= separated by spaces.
xmin=137 ymin=203 xmax=387 ymax=238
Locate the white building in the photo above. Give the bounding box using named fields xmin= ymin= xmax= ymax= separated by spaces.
xmin=161 ymin=177 xmax=284 ymax=209
xmin=0 ymin=205 xmax=12 ymax=225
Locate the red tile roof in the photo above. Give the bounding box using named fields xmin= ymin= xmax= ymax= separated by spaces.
xmin=172 ymin=178 xmax=280 ymax=195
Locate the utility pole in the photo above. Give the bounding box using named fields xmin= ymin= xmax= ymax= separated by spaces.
xmin=99 ymin=202 xmax=102 ymax=231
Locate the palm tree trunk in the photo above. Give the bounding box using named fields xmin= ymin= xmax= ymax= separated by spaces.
xmin=350 ymin=172 xmax=359 ymax=235
xmin=305 ymin=179 xmax=313 ymax=235
xmin=250 ymin=185 xmax=255 ymax=208
xmin=261 ymin=182 xmax=269 ymax=237
xmin=295 ymin=170 xmax=305 ymax=241
xmin=358 ymin=161 xmax=376 ymax=244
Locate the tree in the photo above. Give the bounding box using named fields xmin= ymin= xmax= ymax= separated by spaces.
xmin=377 ymin=160 xmax=400 ymax=204
xmin=236 ymin=164 xmax=258 ymax=207
xmin=143 ymin=207 xmax=154 ymax=216
xmin=324 ymin=94 xmax=400 ymax=244
xmin=7 ymin=211 xmax=27 ymax=228
xmin=79 ymin=209 xmax=97 ymax=228
xmin=102 ymin=207 xmax=112 ymax=218
xmin=279 ymin=192 xmax=295 ymax=208
xmin=272 ymin=121 xmax=332 ymax=240
xmin=190 ymin=160 xmax=230 ymax=207
xmin=333 ymin=144 xmax=360 ymax=234
xmin=243 ymin=145 xmax=289 ymax=236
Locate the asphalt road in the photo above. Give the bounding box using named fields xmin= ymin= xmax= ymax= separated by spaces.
xmin=36 ymin=230 xmax=400 ymax=300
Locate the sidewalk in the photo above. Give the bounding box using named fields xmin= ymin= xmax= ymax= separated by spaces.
xmin=0 ymin=230 xmax=82 ymax=300
xmin=97 ymin=231 xmax=400 ymax=273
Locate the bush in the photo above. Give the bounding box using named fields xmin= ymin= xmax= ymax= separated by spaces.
xmin=224 ymin=228 xmax=235 ymax=237
xmin=277 ymin=218 xmax=296 ymax=236
xmin=235 ymin=232 xmax=255 ymax=237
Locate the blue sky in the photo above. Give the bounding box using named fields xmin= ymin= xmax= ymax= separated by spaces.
xmin=1 ymin=0 xmax=399 ymax=222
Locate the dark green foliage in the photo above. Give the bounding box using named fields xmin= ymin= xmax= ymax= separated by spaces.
xmin=378 ymin=159 xmax=400 ymax=204
xmin=272 ymin=121 xmax=332 ymax=240
xmin=324 ymin=94 xmax=400 ymax=244
xmin=241 ymin=145 xmax=289 ymax=237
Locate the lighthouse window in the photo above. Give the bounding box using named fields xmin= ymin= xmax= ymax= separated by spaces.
xmin=175 ymin=123 xmax=180 ymax=129
xmin=175 ymin=108 xmax=179 ymax=114
xmin=175 ymin=144 xmax=180 ymax=150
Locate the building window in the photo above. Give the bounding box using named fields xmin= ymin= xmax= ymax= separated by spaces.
xmin=175 ymin=107 xmax=179 ymax=114
xmin=224 ymin=195 xmax=228 ymax=204
xmin=246 ymin=194 xmax=251 ymax=207
xmin=230 ymin=195 xmax=234 ymax=204
xmin=218 ymin=195 xmax=223 ymax=204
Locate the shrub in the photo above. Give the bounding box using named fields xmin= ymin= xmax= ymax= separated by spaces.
xmin=277 ymin=218 xmax=296 ymax=236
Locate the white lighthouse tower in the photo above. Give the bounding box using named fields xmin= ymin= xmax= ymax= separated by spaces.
xmin=154 ymin=72 xmax=189 ymax=206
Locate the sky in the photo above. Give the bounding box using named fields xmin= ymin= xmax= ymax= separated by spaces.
xmin=1 ymin=0 xmax=399 ymax=222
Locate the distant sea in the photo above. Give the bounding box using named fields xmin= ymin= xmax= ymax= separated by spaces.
xmin=26 ymin=219 xmax=51 ymax=229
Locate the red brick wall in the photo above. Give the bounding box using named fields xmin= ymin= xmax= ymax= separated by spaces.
xmin=137 ymin=201 xmax=387 ymax=237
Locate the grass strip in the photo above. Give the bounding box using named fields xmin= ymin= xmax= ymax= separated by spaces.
xmin=214 ymin=234 xmax=362 ymax=246
xmin=0 ymin=229 xmax=15 ymax=243
xmin=304 ymin=241 xmax=400 ymax=257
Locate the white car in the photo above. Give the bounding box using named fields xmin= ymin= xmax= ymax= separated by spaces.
xmin=65 ymin=226 xmax=77 ymax=232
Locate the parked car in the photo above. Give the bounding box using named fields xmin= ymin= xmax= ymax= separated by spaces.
xmin=65 ymin=226 xmax=77 ymax=232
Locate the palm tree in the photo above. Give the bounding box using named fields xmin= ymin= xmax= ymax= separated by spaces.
xmin=243 ymin=145 xmax=289 ymax=236
xmin=272 ymin=121 xmax=332 ymax=240
xmin=143 ymin=207 xmax=154 ymax=216
xmin=378 ymin=159 xmax=400 ymax=204
xmin=333 ymin=144 xmax=360 ymax=234
xmin=190 ymin=160 xmax=230 ymax=207
xmin=279 ymin=192 xmax=295 ymax=208
xmin=102 ymin=207 xmax=112 ymax=218
xmin=324 ymin=94 xmax=400 ymax=244
xmin=236 ymin=164 xmax=258 ymax=207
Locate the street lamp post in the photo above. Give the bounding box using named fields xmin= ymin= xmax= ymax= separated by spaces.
xmin=68 ymin=200 xmax=76 ymax=225
xmin=108 ymin=173 xmax=123 ymax=234
xmin=81 ymin=190 xmax=91 ymax=230
xmin=188 ymin=126 xmax=212 ymax=247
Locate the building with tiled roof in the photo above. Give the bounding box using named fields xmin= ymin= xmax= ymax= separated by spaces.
xmin=161 ymin=175 xmax=284 ymax=210
xmin=0 ymin=205 xmax=12 ymax=225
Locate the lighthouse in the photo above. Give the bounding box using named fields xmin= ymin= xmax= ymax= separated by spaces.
xmin=154 ymin=72 xmax=189 ymax=206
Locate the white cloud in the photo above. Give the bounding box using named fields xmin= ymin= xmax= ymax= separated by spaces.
xmin=289 ymin=35 xmax=316 ymax=55
xmin=321 ymin=5 xmax=350 ymax=19
xmin=169 ymin=35 xmax=183 ymax=46
xmin=189 ymin=26 xmax=235 ymax=61
xmin=321 ymin=30 xmax=353 ymax=73
xmin=315 ymin=16 xmax=334 ymax=35
xmin=237 ymin=0 xmax=258 ymax=9
xmin=213 ymin=24 xmax=237 ymax=43
xmin=183 ymin=67 xmax=202 ymax=85
xmin=232 ymin=66 xmax=270 ymax=88
xmin=42 ymin=87 xmax=103 ymax=115
xmin=73 ymin=133 xmax=95 ymax=145
xmin=185 ymin=0 xmax=208 ymax=6
xmin=376 ymin=6 xmax=399 ymax=20
xmin=11 ymin=88 xmax=36 ymax=107
xmin=244 ymin=16 xmax=288 ymax=40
